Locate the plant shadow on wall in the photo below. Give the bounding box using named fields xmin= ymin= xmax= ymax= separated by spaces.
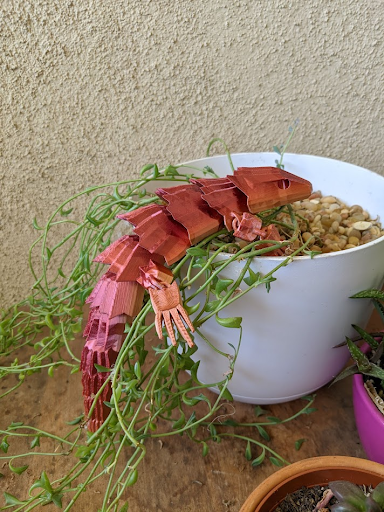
xmin=0 ymin=123 xmax=381 ymax=511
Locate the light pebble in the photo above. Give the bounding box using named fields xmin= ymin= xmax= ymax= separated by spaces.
xmin=302 ymin=232 xmax=314 ymax=243
xmin=360 ymin=234 xmax=372 ymax=243
xmin=349 ymin=214 xmax=366 ymax=222
xmin=352 ymin=221 xmax=372 ymax=231
xmin=348 ymin=236 xmax=360 ymax=246
xmin=346 ymin=228 xmax=362 ymax=239
xmin=321 ymin=196 xmax=337 ymax=203
xmin=370 ymin=226 xmax=381 ymax=236
xmin=330 ymin=212 xmax=342 ymax=223
xmin=331 ymin=221 xmax=339 ymax=232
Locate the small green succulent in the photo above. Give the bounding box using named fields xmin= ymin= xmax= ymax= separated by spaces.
xmin=333 ymin=289 xmax=384 ymax=392
xmin=329 ymin=481 xmax=384 ymax=512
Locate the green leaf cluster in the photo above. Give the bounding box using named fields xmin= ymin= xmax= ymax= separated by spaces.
xmin=329 ymin=480 xmax=384 ymax=511
xmin=334 ymin=290 xmax=384 ymax=389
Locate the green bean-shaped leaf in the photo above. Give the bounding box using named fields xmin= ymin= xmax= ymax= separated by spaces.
xmin=204 ymin=300 xmax=221 ymax=312
xmin=273 ymin=145 xmax=281 ymax=155
xmin=114 ymin=384 xmax=122 ymax=403
xmin=215 ymin=279 xmax=234 ymax=295
xmin=216 ymin=315 xmax=242 ymax=328
xmin=245 ymin=440 xmax=252 ymax=461
xmin=185 ymin=412 xmax=196 ymax=428
xmin=134 ymin=361 xmax=142 ymax=380
xmin=256 ymin=425 xmax=270 ymax=441
xmin=223 ymin=419 xmax=238 ymax=426
xmin=0 ymin=438 xmax=9 ymax=453
xmin=94 ymin=364 xmax=112 ymax=373
xmin=303 ymin=407 xmax=317 ymax=415
xmin=124 ymin=379 xmax=139 ymax=393
xmin=32 ymin=217 xmax=43 ymax=230
xmin=51 ymin=493 xmax=63 ymax=508
xmin=182 ymin=395 xmax=200 ymax=406
xmin=172 ymin=413 xmax=186 ymax=430
xmin=60 ymin=206 xmax=73 ymax=217
xmin=266 ymin=416 xmax=281 ymax=424
xmin=187 ymin=247 xmax=207 ymax=257
xmin=164 ymin=165 xmax=179 ymax=176
xmin=140 ymin=164 xmax=155 ymax=176
xmin=9 ymin=459 xmax=28 ymax=475
xmin=269 ymin=457 xmax=285 ymax=467
xmin=252 ymin=449 xmax=266 ymax=467
xmin=190 ymin=361 xmax=200 ymax=382
xmin=126 ymin=469 xmax=138 ymax=487
xmin=184 ymin=302 xmax=200 ymax=315
xmin=30 ymin=436 xmax=40 ymax=448
xmin=4 ymin=493 xmax=24 ymax=506
xmin=219 ymin=385 xmax=234 ymax=401
xmin=254 ymin=405 xmax=269 ymax=417
xmin=243 ymin=268 xmax=260 ymax=286
xmin=30 ymin=471 xmax=53 ymax=494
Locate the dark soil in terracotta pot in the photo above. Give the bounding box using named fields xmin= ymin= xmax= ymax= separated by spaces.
xmin=274 ymin=485 xmax=336 ymax=511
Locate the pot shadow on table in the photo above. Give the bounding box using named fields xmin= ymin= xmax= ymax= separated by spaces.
xmin=1 ymin=311 xmax=379 ymax=512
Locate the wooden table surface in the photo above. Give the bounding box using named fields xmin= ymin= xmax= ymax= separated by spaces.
xmin=1 ymin=312 xmax=381 ymax=512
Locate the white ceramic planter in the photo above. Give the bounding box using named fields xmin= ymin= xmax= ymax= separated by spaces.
xmin=176 ymin=153 xmax=384 ymax=404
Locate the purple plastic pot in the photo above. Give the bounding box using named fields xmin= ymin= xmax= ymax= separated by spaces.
xmin=352 ymin=343 xmax=384 ymax=464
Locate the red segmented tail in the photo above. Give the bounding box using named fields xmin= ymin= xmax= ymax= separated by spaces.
xmin=81 ymin=307 xmax=128 ymax=432
xmin=81 ymin=264 xmax=146 ymax=432
xmin=80 ymin=345 xmax=119 ymax=432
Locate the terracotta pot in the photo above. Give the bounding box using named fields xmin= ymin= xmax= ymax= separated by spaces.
xmin=240 ymin=456 xmax=384 ymax=512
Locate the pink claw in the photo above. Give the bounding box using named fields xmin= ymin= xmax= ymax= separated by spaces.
xmin=149 ymin=282 xmax=195 ymax=347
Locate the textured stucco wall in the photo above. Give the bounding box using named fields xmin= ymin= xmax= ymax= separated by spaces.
xmin=1 ymin=0 xmax=383 ymax=306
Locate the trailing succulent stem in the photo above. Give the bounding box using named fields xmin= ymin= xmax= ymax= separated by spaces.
xmin=0 ymin=130 xmax=316 ymax=510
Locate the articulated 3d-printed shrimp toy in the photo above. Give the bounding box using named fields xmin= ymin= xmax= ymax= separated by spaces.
xmin=81 ymin=166 xmax=312 ymax=431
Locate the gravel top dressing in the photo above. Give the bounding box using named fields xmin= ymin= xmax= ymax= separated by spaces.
xmin=278 ymin=192 xmax=384 ymax=256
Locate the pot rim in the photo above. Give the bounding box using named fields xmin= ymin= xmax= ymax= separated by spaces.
xmin=239 ymin=456 xmax=384 ymax=512
xmin=176 ymin=152 xmax=384 ymax=261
